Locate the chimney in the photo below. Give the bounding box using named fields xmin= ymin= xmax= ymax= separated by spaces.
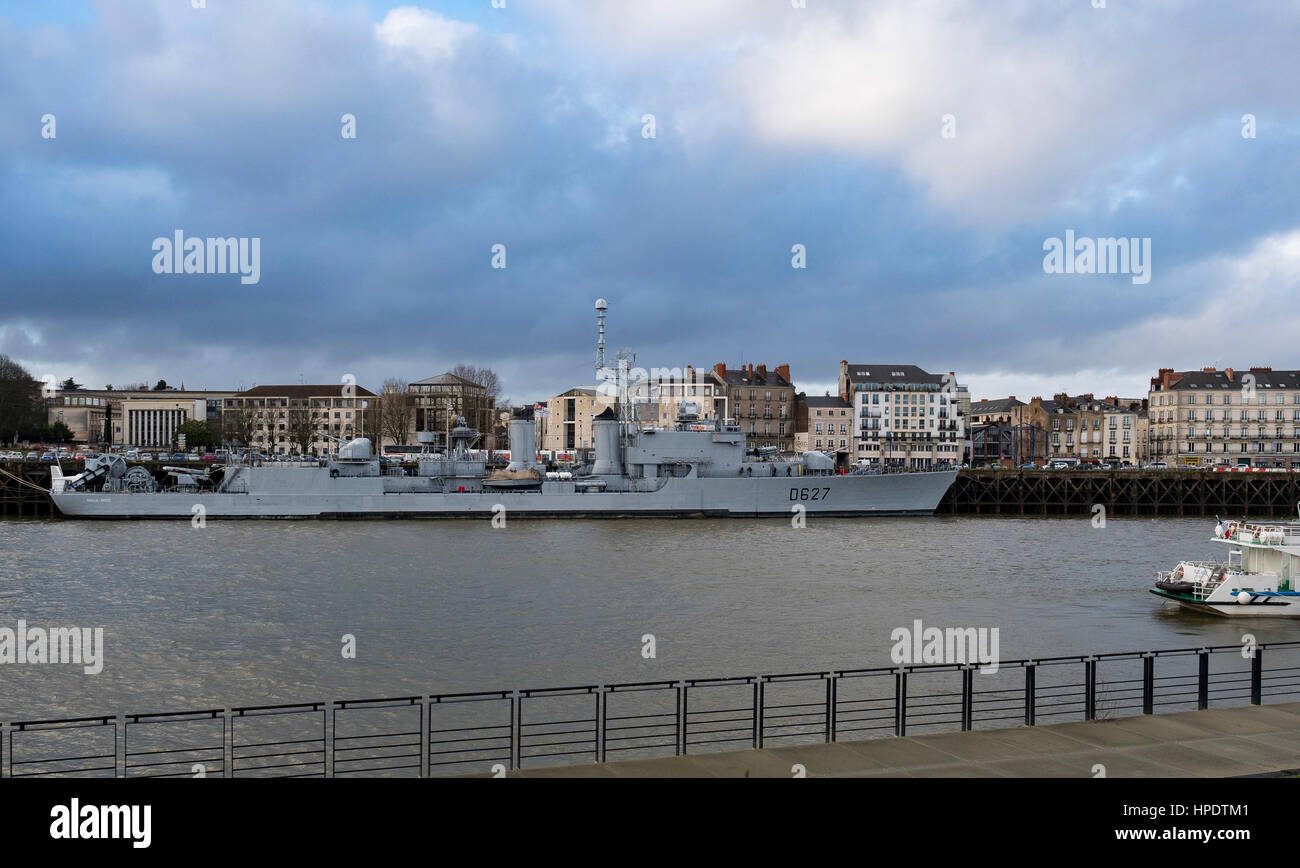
xmin=713 ymin=363 xmax=726 ymax=380
xmin=1160 ymin=368 xmax=1174 ymax=390
xmin=1225 ymin=367 xmax=1235 ymax=382
xmin=756 ymin=364 xmax=767 ymax=381
xmin=1250 ymin=366 xmax=1272 ymax=372
xmin=1202 ymin=366 xmax=1216 ymax=373
xmin=775 ymin=364 xmax=790 ymax=382
xmin=1009 ymin=395 xmax=1016 ymax=401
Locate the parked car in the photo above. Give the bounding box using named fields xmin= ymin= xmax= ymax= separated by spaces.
xmin=1143 ymin=461 xmax=1168 ymax=469
xmin=202 ymin=453 xmax=217 ymax=462
xmin=140 ymin=452 xmax=154 ymax=461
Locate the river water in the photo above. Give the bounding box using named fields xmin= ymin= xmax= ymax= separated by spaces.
xmin=1 ymin=516 xmax=1296 ymax=720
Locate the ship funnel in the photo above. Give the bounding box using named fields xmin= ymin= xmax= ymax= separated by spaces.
xmin=592 ymin=406 xmax=623 ymax=475
xmin=506 ymin=418 xmax=536 ymax=471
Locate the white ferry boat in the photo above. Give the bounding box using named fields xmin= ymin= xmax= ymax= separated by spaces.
xmin=1150 ymin=511 xmax=1300 ymax=617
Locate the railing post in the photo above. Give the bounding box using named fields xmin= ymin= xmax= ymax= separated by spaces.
xmin=961 ymin=666 xmax=974 ymax=731
xmin=223 ymin=708 xmax=233 ymax=778
xmin=1024 ymin=663 xmax=1036 ymax=726
xmin=596 ymin=688 xmax=606 ymax=764
xmin=894 ymin=669 xmax=908 ymax=737
xmin=677 ymin=683 xmax=687 ymax=756
xmin=1251 ymin=648 xmax=1264 ymax=706
xmin=324 ymin=701 xmax=335 ymax=778
xmin=1084 ymin=658 xmax=1097 ymax=721
xmin=419 ymin=697 xmax=429 ymax=778
xmin=825 ymin=674 xmax=837 ymax=743
xmin=754 ymin=678 xmax=765 ymax=749
xmin=510 ymin=692 xmax=521 ymax=770
xmin=1142 ymin=654 xmax=1154 ymax=715
xmin=1198 ymin=649 xmax=1210 ymax=710
xmin=115 ymin=714 xmax=125 ymax=778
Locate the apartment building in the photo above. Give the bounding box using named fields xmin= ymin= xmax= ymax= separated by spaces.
xmin=837 ymin=362 xmax=964 ymax=469
xmin=542 ymin=387 xmax=611 ymax=451
xmin=222 ymin=384 xmax=376 ymax=455
xmin=1102 ymin=397 xmax=1145 ymax=465
xmin=1149 ymin=366 xmax=1300 ymax=468
xmin=794 ymin=395 xmax=853 ymax=464
xmin=710 ymin=363 xmax=795 ymax=453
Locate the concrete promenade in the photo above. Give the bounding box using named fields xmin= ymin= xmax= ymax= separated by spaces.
xmin=510 ymin=702 xmax=1300 ymax=778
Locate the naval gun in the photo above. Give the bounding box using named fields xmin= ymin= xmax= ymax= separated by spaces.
xmin=51 ymin=454 xmax=160 ymax=493
xmin=316 ymin=431 xmax=373 ymax=460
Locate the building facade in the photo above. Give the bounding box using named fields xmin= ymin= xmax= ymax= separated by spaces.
xmin=1148 ymin=366 xmax=1300 ymax=468
xmin=838 ymin=362 xmax=964 ymax=469
xmin=222 ymin=384 xmax=376 ymax=456
xmin=46 ymin=388 xmax=234 ymax=447
xmin=637 ymin=366 xmax=722 ymax=427
xmin=794 ymin=394 xmax=853 ymax=462
xmin=542 ymin=387 xmax=611 ymax=451
xmin=709 ymin=363 xmax=795 ymax=453
xmin=408 ymin=373 xmax=496 ymax=444
xmin=1101 ymin=397 xmax=1145 ymax=465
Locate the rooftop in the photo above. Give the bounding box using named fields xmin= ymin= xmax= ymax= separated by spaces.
xmin=409 ymin=372 xmax=487 ymax=389
xmin=237 ymin=384 xmax=376 ymax=398
xmin=971 ymin=398 xmax=1025 ymax=414
xmin=842 ymin=364 xmax=947 ymax=386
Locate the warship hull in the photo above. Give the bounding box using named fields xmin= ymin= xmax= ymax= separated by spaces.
xmin=50 ymin=469 xmax=957 ymax=519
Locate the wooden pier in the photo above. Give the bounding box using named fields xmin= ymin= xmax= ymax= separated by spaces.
xmin=939 ymin=468 xmax=1300 ymax=517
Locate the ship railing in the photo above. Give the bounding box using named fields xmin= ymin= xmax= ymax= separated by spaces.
xmin=6 ymin=640 xmax=1300 ymax=778
xmin=1233 ymin=522 xmax=1300 ymax=538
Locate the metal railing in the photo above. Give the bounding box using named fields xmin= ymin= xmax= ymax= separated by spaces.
xmin=3 ymin=641 xmax=1299 ymax=778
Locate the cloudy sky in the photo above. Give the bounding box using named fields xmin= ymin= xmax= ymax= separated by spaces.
xmin=2 ymin=0 xmax=1298 ymax=404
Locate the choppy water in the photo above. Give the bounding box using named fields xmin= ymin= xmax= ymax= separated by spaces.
xmin=0 ymin=516 xmax=1295 ymax=720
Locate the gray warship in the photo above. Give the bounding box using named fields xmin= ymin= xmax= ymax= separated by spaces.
xmin=49 ymin=403 xmax=956 ymax=519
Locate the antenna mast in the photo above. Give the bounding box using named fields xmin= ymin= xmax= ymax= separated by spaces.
xmin=595 ymin=298 xmax=607 ymax=373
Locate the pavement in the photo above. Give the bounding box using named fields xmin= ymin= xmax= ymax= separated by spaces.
xmin=507 ymin=702 xmax=1300 ymax=778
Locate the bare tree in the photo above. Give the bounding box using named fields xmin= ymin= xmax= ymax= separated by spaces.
xmin=379 ymin=378 xmax=413 ymax=446
xmin=223 ymin=405 xmax=258 ymax=447
xmin=287 ymin=401 xmax=317 ymax=455
xmin=360 ymin=395 xmax=383 ymax=446
xmin=451 ymin=365 xmax=502 ymax=400
xmin=450 ymin=366 xmax=503 ymax=435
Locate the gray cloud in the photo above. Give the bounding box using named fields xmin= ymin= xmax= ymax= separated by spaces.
xmin=1 ymin=0 xmax=1299 ymax=403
